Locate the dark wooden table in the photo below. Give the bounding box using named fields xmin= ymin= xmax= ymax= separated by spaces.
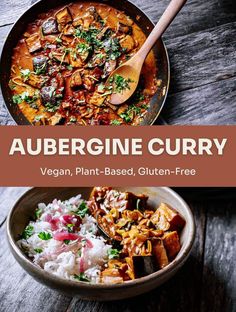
xmin=0 ymin=187 xmax=235 ymax=312
xmin=0 ymin=0 xmax=236 ymax=125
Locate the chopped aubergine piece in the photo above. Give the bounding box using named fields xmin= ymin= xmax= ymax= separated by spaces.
xmin=33 ymin=55 xmax=48 ymax=74
xmin=41 ymin=86 xmax=56 ymax=105
xmin=88 ymin=92 xmax=105 ymax=106
xmin=41 ymin=18 xmax=58 ymax=35
xmin=49 ymin=113 xmax=65 ymax=125
xmin=117 ymin=22 xmax=132 ymax=34
xmin=63 ymin=24 xmax=75 ymax=36
xmin=119 ymin=35 xmax=135 ymax=52
xmin=157 ymin=203 xmax=186 ymax=231
xmin=69 ymin=51 xmax=83 ymax=68
xmin=51 ymin=50 xmax=70 ymax=64
xmin=152 ymin=239 xmax=169 ymax=269
xmin=82 ymin=6 xmax=102 ymax=29
xmin=82 ymin=75 xmax=95 ymax=91
xmin=133 ymin=256 xmax=157 ymax=278
xmin=150 ymin=210 xmax=170 ymax=231
xmin=27 ymin=73 xmax=46 ymax=89
xmin=102 ymin=59 xmax=117 ymax=79
xmin=125 ymin=192 xmax=148 ymax=211
xmin=163 ymin=231 xmax=181 ymax=260
xmin=25 ymin=33 xmax=42 ymax=53
xmin=70 ymin=70 xmax=82 ymax=88
xmin=55 ymin=7 xmax=72 ymax=31
xmin=117 ymin=104 xmax=129 ymax=116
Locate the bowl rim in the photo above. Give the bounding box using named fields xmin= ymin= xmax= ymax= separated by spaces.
xmin=7 ymin=186 xmax=195 ymax=290
xmin=0 ymin=0 xmax=170 ymax=126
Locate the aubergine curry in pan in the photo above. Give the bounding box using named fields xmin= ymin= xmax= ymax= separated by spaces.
xmin=9 ymin=2 xmax=158 ymax=125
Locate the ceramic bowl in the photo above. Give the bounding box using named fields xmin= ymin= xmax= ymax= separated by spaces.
xmin=7 ymin=187 xmax=195 ymax=300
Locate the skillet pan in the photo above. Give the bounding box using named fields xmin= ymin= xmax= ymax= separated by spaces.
xmin=0 ymin=0 xmax=170 ymax=125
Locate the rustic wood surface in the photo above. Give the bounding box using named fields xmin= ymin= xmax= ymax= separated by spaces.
xmin=0 ymin=187 xmax=235 ymax=312
xmin=0 ymin=0 xmax=236 ymax=125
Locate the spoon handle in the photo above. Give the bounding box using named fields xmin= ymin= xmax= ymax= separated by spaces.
xmin=138 ymin=0 xmax=187 ymax=58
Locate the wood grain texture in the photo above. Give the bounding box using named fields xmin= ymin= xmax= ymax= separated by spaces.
xmin=162 ymin=77 xmax=236 ymax=125
xmin=201 ymin=201 xmax=236 ymax=312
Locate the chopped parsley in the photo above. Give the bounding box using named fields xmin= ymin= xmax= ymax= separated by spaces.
xmin=110 ymin=75 xmax=133 ymax=94
xmin=111 ymin=119 xmax=121 ymax=125
xmin=107 ymin=248 xmax=120 ymax=259
xmin=20 ymin=69 xmax=31 ymax=82
xmin=22 ymin=225 xmax=34 ymax=239
xmin=34 ymin=62 xmax=47 ymax=75
xmin=12 ymin=91 xmax=39 ymax=109
xmin=75 ymin=27 xmax=102 ymax=49
xmin=67 ymin=224 xmax=74 ymax=233
xmin=104 ymin=38 xmax=121 ymax=60
xmin=38 ymin=232 xmax=52 ymax=240
xmin=34 ymin=248 xmax=43 ymax=253
xmin=35 ymin=208 xmax=43 ymax=219
xmin=67 ymin=65 xmax=73 ymax=71
xmin=64 ymin=239 xmax=71 ymax=245
xmin=75 ymin=202 xmax=88 ymax=218
xmin=74 ymin=273 xmax=90 ymax=282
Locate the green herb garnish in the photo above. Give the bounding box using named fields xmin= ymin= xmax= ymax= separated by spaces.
xmin=75 ymin=202 xmax=88 ymax=218
xmin=67 ymin=224 xmax=74 ymax=233
xmin=110 ymin=75 xmax=133 ymax=94
xmin=111 ymin=119 xmax=121 ymax=125
xmin=20 ymin=69 xmax=31 ymax=82
xmin=107 ymin=248 xmax=120 ymax=259
xmin=74 ymin=273 xmax=90 ymax=282
xmin=22 ymin=225 xmax=34 ymax=239
xmin=64 ymin=239 xmax=71 ymax=245
xmin=34 ymin=248 xmax=43 ymax=253
xmin=35 ymin=208 xmax=43 ymax=219
xmin=38 ymin=232 xmax=52 ymax=240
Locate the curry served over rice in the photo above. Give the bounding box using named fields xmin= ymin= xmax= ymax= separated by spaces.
xmin=9 ymin=2 xmax=158 ymax=125
xmin=18 ymin=187 xmax=185 ymax=283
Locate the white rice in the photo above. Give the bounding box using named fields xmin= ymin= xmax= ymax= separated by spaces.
xmin=17 ymin=194 xmax=112 ymax=283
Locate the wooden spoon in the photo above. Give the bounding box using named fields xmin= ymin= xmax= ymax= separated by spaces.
xmin=108 ymin=0 xmax=187 ymax=105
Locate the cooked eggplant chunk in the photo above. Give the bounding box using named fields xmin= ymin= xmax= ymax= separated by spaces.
xmin=42 ymin=18 xmax=58 ymax=35
xmin=119 ymin=35 xmax=135 ymax=52
xmin=70 ymin=70 xmax=82 ymax=88
xmin=33 ymin=55 xmax=48 ymax=74
xmin=152 ymin=239 xmax=169 ymax=269
xmin=25 ymin=33 xmax=42 ymax=53
xmin=41 ymin=86 xmax=56 ymax=105
xmin=10 ymin=3 xmax=157 ymax=125
xmin=56 ymin=7 xmax=72 ymax=30
xmin=49 ymin=113 xmax=65 ymax=125
xmin=163 ymin=231 xmax=181 ymax=260
xmin=158 ymin=203 xmax=186 ymax=231
xmin=133 ymin=256 xmax=157 ymax=278
xmin=27 ymin=73 xmax=46 ymax=88
xmin=69 ymin=50 xmax=83 ymax=68
xmin=117 ymin=22 xmax=132 ymax=34
xmin=51 ymin=49 xmax=70 ymax=64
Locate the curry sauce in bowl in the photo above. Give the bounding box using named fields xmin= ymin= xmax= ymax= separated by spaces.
xmin=2 ymin=0 xmax=169 ymax=125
